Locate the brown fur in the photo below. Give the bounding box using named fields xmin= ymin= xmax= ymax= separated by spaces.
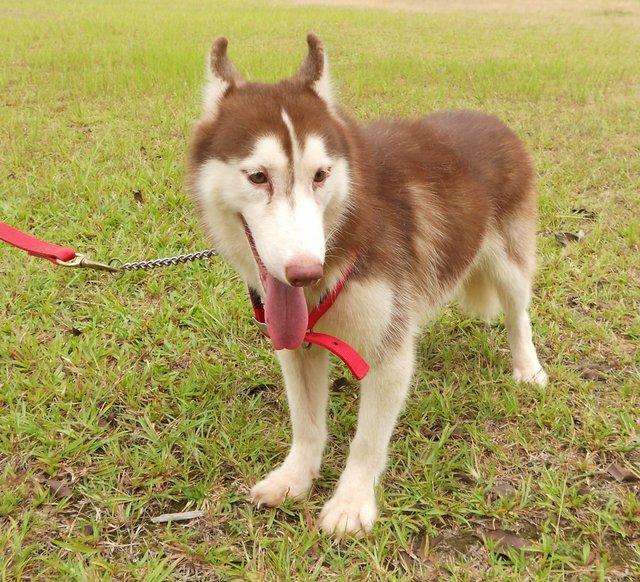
xmin=342 ymin=111 xmax=535 ymax=286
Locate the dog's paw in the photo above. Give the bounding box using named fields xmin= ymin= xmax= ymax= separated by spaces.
xmin=513 ymin=366 xmax=548 ymax=387
xmin=318 ymin=492 xmax=377 ymax=536
xmin=251 ymin=466 xmax=313 ymax=508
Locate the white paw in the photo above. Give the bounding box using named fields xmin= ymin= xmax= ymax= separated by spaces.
xmin=251 ymin=465 xmax=313 ymax=508
xmin=318 ymin=491 xmax=377 ymax=535
xmin=513 ymin=366 xmax=548 ymax=387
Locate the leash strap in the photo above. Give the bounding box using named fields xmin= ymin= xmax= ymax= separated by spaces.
xmin=307 ymin=268 xmax=350 ymax=330
xmin=0 ymin=221 xmax=76 ymax=263
xmin=304 ymin=332 xmax=369 ymax=380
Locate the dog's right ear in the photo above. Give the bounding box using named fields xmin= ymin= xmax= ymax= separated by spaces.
xmin=203 ymin=36 xmax=244 ymax=116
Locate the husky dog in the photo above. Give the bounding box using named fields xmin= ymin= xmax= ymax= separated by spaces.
xmin=188 ymin=33 xmax=548 ymax=535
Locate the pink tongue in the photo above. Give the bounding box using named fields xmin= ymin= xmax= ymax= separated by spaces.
xmin=264 ymin=273 xmax=309 ymax=350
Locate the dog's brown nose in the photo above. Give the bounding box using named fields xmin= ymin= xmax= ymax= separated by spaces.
xmin=285 ymin=262 xmax=324 ymax=287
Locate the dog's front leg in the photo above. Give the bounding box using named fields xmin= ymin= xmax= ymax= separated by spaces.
xmin=251 ymin=346 xmax=329 ymax=507
xmin=318 ymin=334 xmax=415 ymax=535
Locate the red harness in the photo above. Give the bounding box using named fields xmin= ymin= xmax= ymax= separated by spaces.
xmin=249 ymin=259 xmax=370 ymax=380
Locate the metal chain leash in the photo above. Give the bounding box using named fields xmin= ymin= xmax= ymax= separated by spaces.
xmin=109 ymin=248 xmax=218 ymax=273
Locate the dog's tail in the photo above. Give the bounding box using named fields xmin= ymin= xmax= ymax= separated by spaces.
xmin=457 ymin=270 xmax=501 ymax=320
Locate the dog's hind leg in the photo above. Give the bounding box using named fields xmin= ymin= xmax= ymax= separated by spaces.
xmin=490 ymin=249 xmax=548 ymax=386
xmin=318 ymin=332 xmax=415 ymax=535
xmin=251 ymin=348 xmax=329 ymax=507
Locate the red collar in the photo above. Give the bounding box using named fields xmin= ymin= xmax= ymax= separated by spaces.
xmin=249 ymin=253 xmax=369 ymax=380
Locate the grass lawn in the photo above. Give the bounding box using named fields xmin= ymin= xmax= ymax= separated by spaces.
xmin=1 ymin=0 xmax=639 ymax=579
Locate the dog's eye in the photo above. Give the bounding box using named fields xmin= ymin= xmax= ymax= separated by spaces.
xmin=313 ymin=169 xmax=328 ymax=184
xmin=248 ymin=171 xmax=268 ymax=185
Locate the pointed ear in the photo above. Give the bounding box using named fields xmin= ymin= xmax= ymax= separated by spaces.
xmin=296 ymin=33 xmax=334 ymax=106
xmin=203 ymin=36 xmax=244 ymax=116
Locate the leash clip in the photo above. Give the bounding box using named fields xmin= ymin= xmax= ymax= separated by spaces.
xmin=56 ymin=254 xmax=120 ymax=274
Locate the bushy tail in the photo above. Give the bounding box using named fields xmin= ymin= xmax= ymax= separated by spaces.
xmin=457 ymin=270 xmax=501 ymax=320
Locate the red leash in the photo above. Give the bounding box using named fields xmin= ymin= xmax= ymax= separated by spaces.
xmin=0 ymin=221 xmax=119 ymax=272
xmin=0 ymin=221 xmax=76 ymax=263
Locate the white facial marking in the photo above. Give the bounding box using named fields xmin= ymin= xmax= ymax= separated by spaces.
xmin=302 ymin=136 xmax=330 ymax=183
xmin=242 ymin=136 xmax=289 ymax=179
xmin=281 ymin=109 xmax=300 ymax=162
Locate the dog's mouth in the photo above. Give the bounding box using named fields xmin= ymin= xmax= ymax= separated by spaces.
xmin=242 ymin=219 xmax=309 ymax=351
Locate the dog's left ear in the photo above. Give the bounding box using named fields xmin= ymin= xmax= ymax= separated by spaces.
xmin=296 ymin=33 xmax=334 ymax=106
xmin=203 ymin=36 xmax=244 ymax=116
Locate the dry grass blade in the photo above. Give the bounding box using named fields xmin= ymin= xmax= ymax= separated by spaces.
xmin=572 ymin=207 xmax=597 ymax=220
xmin=150 ymin=510 xmax=206 ymax=524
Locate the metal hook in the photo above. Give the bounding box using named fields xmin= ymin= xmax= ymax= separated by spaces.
xmin=55 ymin=254 xmax=121 ymax=274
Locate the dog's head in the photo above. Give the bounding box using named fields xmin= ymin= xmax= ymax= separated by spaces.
xmin=189 ymin=34 xmax=353 ymax=349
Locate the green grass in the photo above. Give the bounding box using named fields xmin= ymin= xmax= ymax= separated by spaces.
xmin=1 ymin=0 xmax=639 ymax=579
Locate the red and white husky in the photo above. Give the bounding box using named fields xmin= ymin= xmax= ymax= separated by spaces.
xmin=188 ymin=34 xmax=548 ymax=535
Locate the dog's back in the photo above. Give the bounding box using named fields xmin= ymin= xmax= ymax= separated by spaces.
xmin=331 ymin=111 xmax=537 ymax=319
